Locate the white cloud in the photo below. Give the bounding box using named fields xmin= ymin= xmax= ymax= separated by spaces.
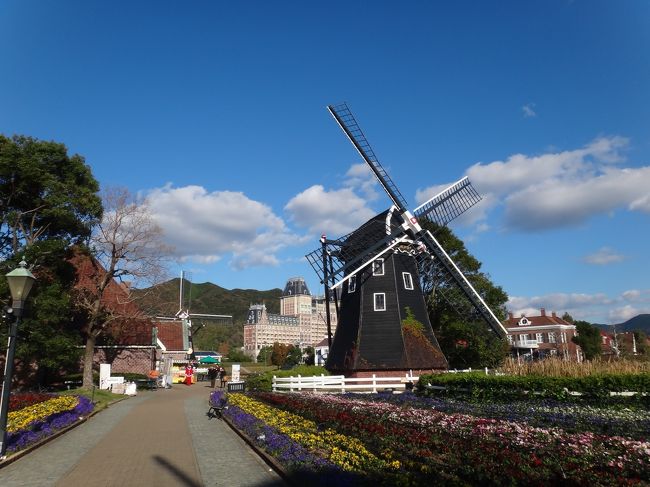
xmin=284 ymin=184 xmax=376 ymax=236
xmin=415 ymin=135 xmax=650 ymax=232
xmin=508 ymin=289 xmax=650 ymax=324
xmin=345 ymin=163 xmax=380 ymax=201
xmin=522 ymin=103 xmax=537 ymax=118
xmin=608 ymin=305 xmax=645 ymax=323
xmin=146 ymin=184 xmax=300 ymax=270
xmin=583 ymin=247 xmax=625 ymax=265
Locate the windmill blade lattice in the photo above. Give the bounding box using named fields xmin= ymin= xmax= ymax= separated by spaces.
xmin=414 ymin=177 xmax=482 ymax=227
xmin=328 ymin=103 xmax=408 ymax=211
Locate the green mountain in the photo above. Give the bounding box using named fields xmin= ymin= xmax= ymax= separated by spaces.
xmin=595 ymin=314 xmax=650 ymax=334
xmin=134 ymin=278 xmax=282 ymax=352
xmin=616 ymin=314 xmax=650 ymax=333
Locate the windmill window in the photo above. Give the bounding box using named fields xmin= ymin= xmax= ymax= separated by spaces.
xmin=373 ymin=293 xmax=386 ymax=311
xmin=348 ymin=275 xmax=357 ymax=293
xmin=373 ymin=259 xmax=385 ymax=276
xmin=402 ymin=272 xmax=414 ymax=290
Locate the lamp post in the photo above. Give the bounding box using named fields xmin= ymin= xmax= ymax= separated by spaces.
xmin=0 ymin=259 xmax=36 ymax=457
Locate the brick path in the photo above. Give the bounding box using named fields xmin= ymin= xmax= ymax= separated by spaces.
xmin=0 ymin=382 xmax=286 ymax=486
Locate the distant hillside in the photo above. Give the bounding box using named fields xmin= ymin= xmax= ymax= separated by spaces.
xmin=595 ymin=314 xmax=650 ymax=334
xmin=617 ymin=314 xmax=650 ymax=334
xmin=135 ymin=278 xmax=281 ymax=323
xmin=134 ymin=278 xmax=283 ymax=352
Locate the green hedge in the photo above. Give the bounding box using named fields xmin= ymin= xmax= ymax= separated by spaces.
xmin=418 ymin=372 xmax=650 ymax=401
xmin=245 ymin=365 xmax=330 ymax=392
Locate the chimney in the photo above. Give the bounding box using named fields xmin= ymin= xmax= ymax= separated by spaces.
xmin=551 ymin=311 xmax=557 ymax=318
xmin=540 ymin=308 xmax=546 ymax=317
xmin=508 ymin=312 xmax=513 ymax=320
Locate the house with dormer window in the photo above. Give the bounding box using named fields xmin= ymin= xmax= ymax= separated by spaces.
xmin=503 ymin=308 xmax=582 ymax=361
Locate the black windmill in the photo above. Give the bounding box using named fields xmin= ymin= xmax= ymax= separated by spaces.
xmin=306 ymin=103 xmax=508 ymax=375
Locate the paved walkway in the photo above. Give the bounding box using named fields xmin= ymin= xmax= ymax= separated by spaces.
xmin=0 ymin=383 xmax=286 ymax=487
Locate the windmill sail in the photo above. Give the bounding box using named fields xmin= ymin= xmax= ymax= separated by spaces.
xmin=414 ymin=177 xmax=482 ymax=227
xmin=328 ymin=103 xmax=408 ymax=211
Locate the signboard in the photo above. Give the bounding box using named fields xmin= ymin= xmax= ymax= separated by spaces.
xmin=231 ymin=364 xmax=241 ymax=382
xmin=99 ymin=364 xmax=112 ymax=390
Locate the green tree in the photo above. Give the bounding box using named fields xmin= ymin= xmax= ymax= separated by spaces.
xmin=257 ymin=345 xmax=273 ymax=364
xmin=423 ymin=222 xmax=509 ymax=368
xmin=562 ymin=312 xmax=575 ymax=324
xmin=0 ymin=135 xmax=101 ymax=258
xmin=0 ymin=135 xmax=102 ymax=387
xmin=633 ymin=331 xmax=648 ymax=359
xmin=303 ymin=346 xmax=315 ymax=366
xmin=571 ymin=321 xmax=602 ymax=360
xmin=284 ymin=345 xmax=302 ymax=367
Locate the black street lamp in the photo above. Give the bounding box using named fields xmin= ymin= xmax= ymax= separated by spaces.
xmin=0 ymin=259 xmax=36 ymax=458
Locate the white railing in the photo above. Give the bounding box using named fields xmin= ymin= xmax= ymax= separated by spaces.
xmin=512 ymin=339 xmax=539 ymax=348
xmin=272 ymin=374 xmax=418 ymax=393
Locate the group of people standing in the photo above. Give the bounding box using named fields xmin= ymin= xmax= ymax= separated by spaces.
xmin=207 ymin=365 xmax=227 ymax=388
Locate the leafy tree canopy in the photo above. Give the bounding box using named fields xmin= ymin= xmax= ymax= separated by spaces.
xmin=423 ymin=222 xmax=509 ymax=369
xmin=571 ymin=321 xmax=603 ymax=360
xmin=0 ymin=135 xmax=102 ymax=258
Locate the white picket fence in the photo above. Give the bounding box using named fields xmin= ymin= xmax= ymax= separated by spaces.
xmin=272 ymin=374 xmax=418 ymax=393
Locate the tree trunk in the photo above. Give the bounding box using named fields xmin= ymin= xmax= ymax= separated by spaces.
xmin=82 ymin=333 xmax=97 ymax=388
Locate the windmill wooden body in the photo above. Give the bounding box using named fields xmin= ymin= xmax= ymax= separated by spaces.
xmin=306 ymin=103 xmax=507 ymax=376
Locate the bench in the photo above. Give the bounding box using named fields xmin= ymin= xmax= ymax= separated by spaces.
xmin=227 ymin=382 xmax=246 ymax=392
xmin=207 ymin=396 xmax=227 ymax=420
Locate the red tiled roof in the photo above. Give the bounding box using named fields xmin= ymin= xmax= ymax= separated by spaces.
xmin=504 ymin=309 xmax=573 ymax=328
xmin=154 ymin=321 xmax=185 ymax=351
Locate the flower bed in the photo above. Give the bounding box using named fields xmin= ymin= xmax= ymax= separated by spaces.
xmin=9 ymin=392 xmax=55 ymax=411
xmin=5 ymin=394 xmax=94 ymax=453
xmin=366 ymin=391 xmax=650 ymax=440
xmin=228 ymin=391 xmax=650 ymax=486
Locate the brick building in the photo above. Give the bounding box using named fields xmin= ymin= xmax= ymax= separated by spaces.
xmin=243 ymin=277 xmax=338 ymax=361
xmin=504 ymin=308 xmax=582 ymax=361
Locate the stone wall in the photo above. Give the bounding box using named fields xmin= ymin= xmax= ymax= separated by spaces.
xmin=93 ymin=347 xmax=155 ymax=375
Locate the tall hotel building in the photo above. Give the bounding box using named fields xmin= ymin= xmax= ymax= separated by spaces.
xmin=243 ymin=277 xmax=338 ymax=360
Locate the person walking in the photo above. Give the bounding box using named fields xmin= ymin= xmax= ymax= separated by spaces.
xmin=219 ymin=367 xmax=227 ymax=388
xmin=208 ymin=366 xmax=218 ymax=388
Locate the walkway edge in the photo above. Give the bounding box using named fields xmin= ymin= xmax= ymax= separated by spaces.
xmin=221 ymin=414 xmax=297 ymax=487
xmin=0 ymin=395 xmax=131 ymax=469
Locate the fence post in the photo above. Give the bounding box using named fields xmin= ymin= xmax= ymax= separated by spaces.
xmin=298 ymin=374 xmax=302 ymax=391
xmin=273 ymin=375 xmax=277 ymax=392
xmin=485 ymin=367 xmax=488 ymax=375
xmin=372 ymin=374 xmax=377 ymax=393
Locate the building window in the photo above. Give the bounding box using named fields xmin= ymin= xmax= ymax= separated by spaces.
xmin=536 ymin=333 xmax=543 ymax=343
xmin=548 ymin=332 xmax=557 ymax=343
xmin=374 ymin=293 xmax=386 ymax=311
xmin=348 ymin=275 xmax=357 ymax=293
xmin=561 ymin=332 xmax=567 ymax=343
xmin=520 ymin=334 xmax=529 ymax=343
xmin=373 ymin=258 xmax=385 ymax=276
xmin=507 ymin=334 xmax=513 ymax=344
xmin=402 ymin=272 xmax=414 ymax=290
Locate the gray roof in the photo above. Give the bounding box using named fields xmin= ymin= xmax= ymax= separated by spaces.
xmin=282 ymin=277 xmax=310 ymax=297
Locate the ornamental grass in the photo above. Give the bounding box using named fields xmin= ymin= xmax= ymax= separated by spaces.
xmin=499 ymin=356 xmax=650 ymax=377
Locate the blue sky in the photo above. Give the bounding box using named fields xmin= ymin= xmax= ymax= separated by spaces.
xmin=2 ymin=1 xmax=649 ymax=324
